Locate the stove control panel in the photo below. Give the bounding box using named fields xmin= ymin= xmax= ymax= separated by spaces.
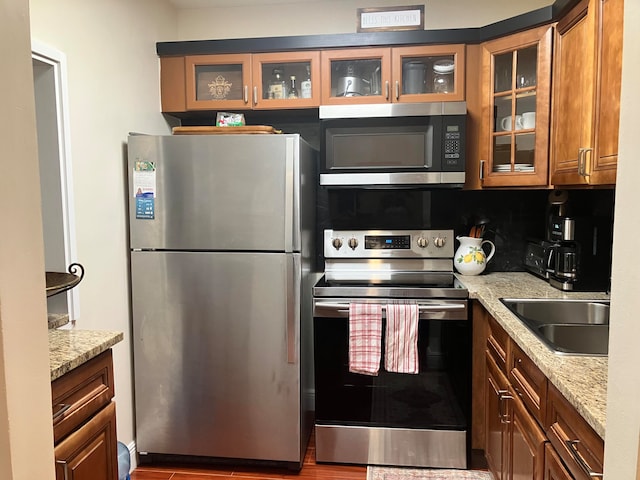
xmin=325 ymin=229 xmax=454 ymax=258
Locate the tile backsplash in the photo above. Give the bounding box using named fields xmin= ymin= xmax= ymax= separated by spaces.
xmin=317 ymin=187 xmax=615 ymax=273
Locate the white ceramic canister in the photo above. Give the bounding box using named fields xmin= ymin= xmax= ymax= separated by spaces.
xmin=454 ymin=236 xmax=496 ymax=275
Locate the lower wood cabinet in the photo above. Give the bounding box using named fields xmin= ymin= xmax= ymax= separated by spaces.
xmin=474 ymin=301 xmax=604 ymax=480
xmin=485 ymin=350 xmax=546 ymax=480
xmin=51 ymin=350 xmax=118 ymax=480
xmin=54 ymin=401 xmax=118 ymax=480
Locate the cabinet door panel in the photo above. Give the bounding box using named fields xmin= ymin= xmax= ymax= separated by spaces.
xmin=55 ymin=402 xmax=118 ymax=480
xmin=479 ymin=25 xmax=552 ymax=187
xmin=320 ymin=48 xmax=391 ymax=105
xmin=510 ymin=392 xmax=546 ymax=480
xmin=543 ymin=443 xmax=573 ymax=480
xmin=185 ymin=54 xmax=252 ymax=110
xmin=252 ymin=51 xmax=321 ymax=109
xmin=550 ymin=0 xmax=596 ymax=185
xmin=486 ymin=353 xmax=509 ymax=480
xmin=591 ymin=0 xmax=623 ymax=184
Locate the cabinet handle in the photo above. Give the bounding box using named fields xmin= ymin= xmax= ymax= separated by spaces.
xmin=565 ymin=439 xmax=603 ymax=478
xmin=479 ymin=160 xmax=485 ymax=180
xmin=579 ymin=148 xmax=593 ymax=177
xmin=385 ymin=81 xmax=390 ymax=100
xmin=395 ymin=81 xmax=400 ymax=100
xmin=243 ymin=85 xmax=248 ymax=104
xmin=56 ymin=460 xmax=70 ymax=480
xmin=52 ymin=403 xmax=71 ymax=422
xmin=498 ymin=390 xmax=513 ymax=424
xmin=253 ymin=86 xmax=258 ymax=106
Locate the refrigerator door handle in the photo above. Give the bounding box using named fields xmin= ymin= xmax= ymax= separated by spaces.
xmin=284 ymin=137 xmax=295 ymax=253
xmin=285 ymin=255 xmax=300 ymax=364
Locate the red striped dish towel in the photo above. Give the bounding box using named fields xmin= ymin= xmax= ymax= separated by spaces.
xmin=384 ymin=304 xmax=419 ymax=374
xmin=348 ymin=303 xmax=383 ymax=376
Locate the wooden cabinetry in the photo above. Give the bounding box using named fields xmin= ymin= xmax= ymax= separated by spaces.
xmin=161 ymin=51 xmax=321 ymax=112
xmin=473 ymin=302 xmax=604 ymax=480
xmin=320 ymin=45 xmax=465 ymax=105
xmin=485 ymin=351 xmax=510 ymax=480
xmin=474 ymin=25 xmax=552 ymax=188
xmin=550 ymin=0 xmax=623 ymax=186
xmin=484 ymin=316 xmax=546 ymax=480
xmin=52 ymin=350 xmax=118 ymax=480
xmin=543 ymin=443 xmax=573 ymax=480
xmin=546 ymin=383 xmax=604 ymax=480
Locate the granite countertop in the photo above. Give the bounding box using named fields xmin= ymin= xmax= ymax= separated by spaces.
xmin=456 ymin=272 xmax=608 ymax=439
xmin=49 ymin=329 xmax=124 ymax=381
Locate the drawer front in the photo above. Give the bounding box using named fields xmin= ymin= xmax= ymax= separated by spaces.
xmin=509 ymin=342 xmax=547 ymax=425
xmin=51 ymin=350 xmax=115 ymax=444
xmin=487 ymin=314 xmax=509 ymax=374
xmin=545 ymin=384 xmax=604 ymax=480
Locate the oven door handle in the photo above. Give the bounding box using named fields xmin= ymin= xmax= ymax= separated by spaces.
xmin=314 ymin=302 xmax=466 ymax=313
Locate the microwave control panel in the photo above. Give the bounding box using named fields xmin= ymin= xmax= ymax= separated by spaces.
xmin=442 ymin=118 xmax=465 ymax=170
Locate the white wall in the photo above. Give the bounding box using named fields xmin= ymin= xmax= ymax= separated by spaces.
xmin=176 ymin=0 xmax=552 ymax=40
xmin=603 ymin=0 xmax=640 ymax=477
xmin=28 ymin=0 xmax=178 ymax=452
xmin=0 ymin=0 xmax=56 ymax=478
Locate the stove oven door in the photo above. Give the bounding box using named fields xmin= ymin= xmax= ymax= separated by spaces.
xmin=312 ymin=298 xmax=470 ymax=468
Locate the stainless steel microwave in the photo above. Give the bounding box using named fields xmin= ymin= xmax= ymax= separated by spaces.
xmin=319 ymin=102 xmax=466 ymax=188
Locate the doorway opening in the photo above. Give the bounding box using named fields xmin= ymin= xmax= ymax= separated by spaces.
xmin=32 ymin=40 xmax=79 ymax=324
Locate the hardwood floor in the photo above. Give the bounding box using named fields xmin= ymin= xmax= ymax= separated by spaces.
xmin=131 ymin=433 xmax=487 ymax=480
xmin=130 ymin=434 xmax=367 ymax=480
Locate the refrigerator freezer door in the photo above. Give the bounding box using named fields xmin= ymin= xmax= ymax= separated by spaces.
xmin=131 ymin=250 xmax=302 ymax=462
xmin=127 ymin=134 xmax=302 ymax=252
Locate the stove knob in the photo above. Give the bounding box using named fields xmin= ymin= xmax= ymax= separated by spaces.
xmin=347 ymin=237 xmax=359 ymax=250
xmin=332 ymin=238 xmax=343 ymax=250
xmin=434 ymin=236 xmax=447 ymax=248
xmin=417 ymin=236 xmax=429 ymax=248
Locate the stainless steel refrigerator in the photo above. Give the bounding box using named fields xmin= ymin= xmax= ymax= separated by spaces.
xmin=127 ymin=133 xmax=317 ymax=469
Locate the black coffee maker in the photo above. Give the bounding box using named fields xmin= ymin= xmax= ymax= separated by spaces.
xmin=546 ymin=212 xmax=612 ymax=292
xmin=524 ymin=191 xmax=612 ymax=291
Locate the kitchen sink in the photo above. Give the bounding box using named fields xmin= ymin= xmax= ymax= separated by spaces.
xmin=500 ymin=298 xmax=610 ymax=356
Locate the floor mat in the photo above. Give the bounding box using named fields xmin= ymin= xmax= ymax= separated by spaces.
xmin=367 ymin=466 xmax=494 ymax=480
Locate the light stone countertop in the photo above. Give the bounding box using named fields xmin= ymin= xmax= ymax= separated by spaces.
xmin=456 ymin=272 xmax=609 ymax=439
xmin=49 ymin=329 xmax=124 ymax=381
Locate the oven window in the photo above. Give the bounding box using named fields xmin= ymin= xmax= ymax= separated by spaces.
xmin=314 ymin=317 xmax=470 ymax=430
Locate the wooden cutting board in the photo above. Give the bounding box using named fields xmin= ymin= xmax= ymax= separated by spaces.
xmin=172 ymin=126 xmax=281 ymax=135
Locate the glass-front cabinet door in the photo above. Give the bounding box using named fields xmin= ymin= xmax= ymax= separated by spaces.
xmin=252 ymin=51 xmax=321 ymax=109
xmin=185 ymin=54 xmax=252 ymax=110
xmin=480 ymin=25 xmax=552 ymax=187
xmin=320 ymin=48 xmax=392 ymax=105
xmin=392 ymin=44 xmax=465 ymax=102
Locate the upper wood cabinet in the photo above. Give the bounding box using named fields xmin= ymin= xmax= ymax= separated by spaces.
xmin=550 ymin=0 xmax=622 ymax=186
xmin=185 ymin=54 xmax=253 ymax=110
xmin=319 ymin=45 xmax=465 ymax=105
xmin=475 ymin=25 xmax=553 ymax=188
xmin=160 ymin=51 xmax=321 ymax=112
